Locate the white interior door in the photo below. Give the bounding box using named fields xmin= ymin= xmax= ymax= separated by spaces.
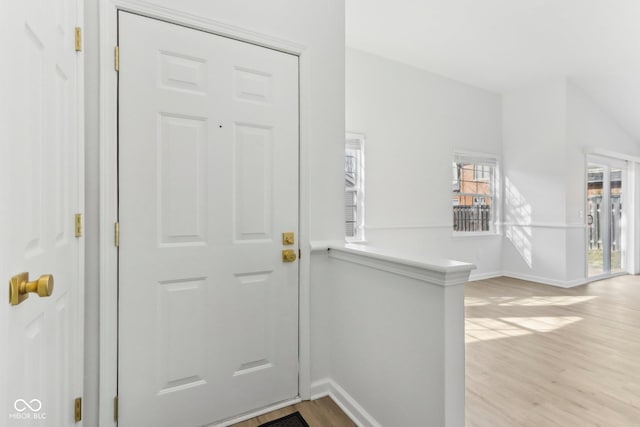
xmin=2 ymin=0 xmax=83 ymax=425
xmin=118 ymin=12 xmax=300 ymax=427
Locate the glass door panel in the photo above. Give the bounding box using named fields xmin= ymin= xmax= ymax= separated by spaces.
xmin=587 ymin=162 xmax=625 ymax=278
xmin=610 ymin=168 xmax=623 ymax=273
xmin=587 ymin=165 xmax=605 ymax=277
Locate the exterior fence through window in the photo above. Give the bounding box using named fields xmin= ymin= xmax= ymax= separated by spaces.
xmin=588 ymin=195 xmax=622 ymax=251
xmin=453 ymin=205 xmax=491 ymax=232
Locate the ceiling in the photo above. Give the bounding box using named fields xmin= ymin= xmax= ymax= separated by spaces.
xmin=346 ymin=0 xmax=640 ymax=141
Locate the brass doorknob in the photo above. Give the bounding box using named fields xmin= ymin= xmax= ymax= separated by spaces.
xmin=9 ymin=273 xmax=54 ymax=306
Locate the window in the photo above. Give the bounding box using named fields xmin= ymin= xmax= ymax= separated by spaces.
xmin=345 ymin=134 xmax=365 ymax=241
xmin=475 ymin=165 xmax=491 ymax=181
xmin=452 ymin=154 xmax=497 ymax=233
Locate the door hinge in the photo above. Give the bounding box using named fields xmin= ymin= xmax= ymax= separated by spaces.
xmin=114 ymin=222 xmax=120 ymax=247
xmin=299 ymin=249 xmax=302 ymax=260
xmin=74 ymin=397 xmax=82 ymax=423
xmin=114 ymin=46 xmax=119 ymax=72
xmin=74 ymin=213 xmax=83 ymax=238
xmin=74 ymin=27 xmax=82 ymax=52
xmin=114 ymin=396 xmax=119 ymax=422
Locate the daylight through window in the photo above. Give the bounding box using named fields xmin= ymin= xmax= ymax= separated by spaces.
xmin=452 ymin=154 xmax=497 ymax=232
xmin=345 ymin=134 xmax=365 ymax=241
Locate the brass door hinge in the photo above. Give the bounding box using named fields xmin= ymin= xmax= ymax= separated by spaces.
xmin=114 ymin=46 xmax=119 ymax=71
xmin=114 ymin=222 xmax=120 ymax=247
xmin=74 ymin=27 xmax=82 ymax=52
xmin=114 ymin=396 xmax=119 ymax=422
xmin=74 ymin=213 xmax=83 ymax=238
xmin=74 ymin=397 xmax=82 ymax=422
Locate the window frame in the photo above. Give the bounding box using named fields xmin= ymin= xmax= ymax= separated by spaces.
xmin=452 ymin=152 xmax=499 ymax=236
xmin=345 ymin=133 xmax=366 ymax=242
xmin=474 ymin=164 xmax=491 ymax=182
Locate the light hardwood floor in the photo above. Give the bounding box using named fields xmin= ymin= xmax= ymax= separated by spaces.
xmin=231 ymin=396 xmax=356 ymax=427
xmin=466 ymin=275 xmax=640 ymax=427
xmin=234 ymin=275 xmax=640 ymax=427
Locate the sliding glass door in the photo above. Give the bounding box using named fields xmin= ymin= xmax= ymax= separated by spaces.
xmin=587 ymin=160 xmax=625 ymax=278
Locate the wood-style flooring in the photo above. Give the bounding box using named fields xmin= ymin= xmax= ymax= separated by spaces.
xmin=234 ymin=275 xmax=640 ymax=427
xmin=231 ymin=396 xmax=356 ymax=427
xmin=466 ymin=275 xmax=640 ymax=427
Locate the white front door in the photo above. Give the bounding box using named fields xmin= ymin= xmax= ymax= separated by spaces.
xmin=1 ymin=0 xmax=84 ymax=425
xmin=118 ymin=12 xmax=300 ymax=427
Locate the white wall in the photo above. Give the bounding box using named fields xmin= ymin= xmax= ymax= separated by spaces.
xmin=309 ymin=252 xmax=333 ymax=383
xmin=502 ymin=78 xmax=640 ymax=285
xmin=345 ymin=49 xmax=640 ymax=286
xmin=84 ymin=1 xmax=344 ymax=424
xmin=312 ymin=246 xmax=470 ymax=427
xmin=566 ymin=80 xmax=640 ymax=213
xmin=329 ymin=256 xmax=446 ymax=426
xmin=0 ymin=0 xmax=8 ymax=413
xmin=501 ymin=79 xmax=571 ymax=283
xmin=83 ymin=1 xmax=100 ymax=425
xmin=346 ymin=48 xmax=503 ymax=279
xmin=565 ymin=81 xmax=640 ymax=281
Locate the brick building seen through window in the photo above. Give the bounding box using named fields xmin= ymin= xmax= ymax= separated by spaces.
xmin=452 ymin=157 xmax=496 ymax=232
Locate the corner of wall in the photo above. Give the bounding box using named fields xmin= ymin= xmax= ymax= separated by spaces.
xmin=310 ymin=378 xmax=384 ymax=427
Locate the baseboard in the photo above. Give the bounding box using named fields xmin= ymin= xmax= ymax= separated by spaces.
xmin=310 ymin=378 xmax=332 ymax=400
xmin=468 ymin=271 xmax=502 ymax=281
xmin=310 ymin=378 xmax=383 ymax=427
xmin=502 ymin=271 xmax=587 ymax=288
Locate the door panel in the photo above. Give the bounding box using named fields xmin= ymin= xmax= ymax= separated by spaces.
xmin=118 ymin=12 xmax=299 ymax=427
xmin=610 ymin=168 xmax=623 ymax=273
xmin=587 ymin=161 xmax=626 ymax=278
xmin=587 ymin=165 xmax=605 ymax=277
xmin=4 ymin=0 xmax=82 ymax=425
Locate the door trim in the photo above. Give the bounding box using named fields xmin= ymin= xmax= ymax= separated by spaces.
xmin=585 ymin=154 xmax=630 ymax=280
xmin=98 ymin=3 xmax=312 ymax=426
xmin=585 ymin=148 xmax=640 ymax=275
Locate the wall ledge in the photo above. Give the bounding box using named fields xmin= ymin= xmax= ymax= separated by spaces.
xmin=501 ymin=222 xmax=587 ymax=229
xmin=310 ymin=240 xmax=345 ymax=252
xmin=327 ymin=244 xmax=475 ymax=287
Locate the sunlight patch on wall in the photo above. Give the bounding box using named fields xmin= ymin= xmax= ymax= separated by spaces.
xmin=504 ymin=177 xmax=533 ymax=268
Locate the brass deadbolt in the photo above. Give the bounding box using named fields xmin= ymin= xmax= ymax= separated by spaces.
xmin=282 ymin=232 xmax=295 ymax=246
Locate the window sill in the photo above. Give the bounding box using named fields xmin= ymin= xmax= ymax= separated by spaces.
xmin=345 ymin=238 xmax=368 ymax=244
xmin=451 ymin=231 xmax=500 ymax=239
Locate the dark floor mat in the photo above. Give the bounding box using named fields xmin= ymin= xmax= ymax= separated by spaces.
xmin=257 ymin=411 xmax=310 ymax=427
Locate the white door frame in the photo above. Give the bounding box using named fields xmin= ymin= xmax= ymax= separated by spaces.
xmin=586 ymin=160 xmax=614 ymax=278
xmin=584 ymin=149 xmax=640 ymax=279
xmin=98 ymin=2 xmax=312 ymax=426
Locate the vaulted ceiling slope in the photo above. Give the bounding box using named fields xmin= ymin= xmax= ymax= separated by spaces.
xmin=346 ymin=0 xmax=640 ymax=142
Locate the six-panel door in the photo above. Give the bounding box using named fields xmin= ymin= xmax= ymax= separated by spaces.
xmin=118 ymin=12 xmax=300 ymax=427
xmin=4 ymin=0 xmax=83 ymax=425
